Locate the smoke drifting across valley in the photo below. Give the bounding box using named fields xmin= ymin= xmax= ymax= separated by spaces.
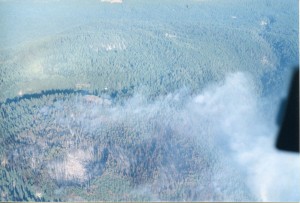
xmin=2 ymin=71 xmax=298 ymax=201
xmin=105 ymin=71 xmax=300 ymax=201
xmin=0 ymin=0 xmax=299 ymax=201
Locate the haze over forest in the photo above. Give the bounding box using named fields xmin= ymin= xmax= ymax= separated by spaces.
xmin=0 ymin=0 xmax=299 ymax=201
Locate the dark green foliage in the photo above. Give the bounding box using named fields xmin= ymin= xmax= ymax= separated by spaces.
xmin=0 ymin=15 xmax=295 ymax=102
xmin=0 ymin=0 xmax=298 ymax=201
xmin=0 ymin=91 xmax=254 ymax=201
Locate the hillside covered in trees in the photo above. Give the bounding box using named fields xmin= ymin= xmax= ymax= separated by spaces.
xmin=0 ymin=0 xmax=299 ymax=201
xmin=0 ymin=90 xmax=256 ymax=201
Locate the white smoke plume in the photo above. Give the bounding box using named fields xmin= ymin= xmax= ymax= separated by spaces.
xmin=7 ymin=71 xmax=299 ymax=201
xmin=113 ymin=71 xmax=300 ymax=201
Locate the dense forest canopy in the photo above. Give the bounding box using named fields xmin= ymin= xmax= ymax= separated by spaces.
xmin=0 ymin=0 xmax=299 ymax=201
